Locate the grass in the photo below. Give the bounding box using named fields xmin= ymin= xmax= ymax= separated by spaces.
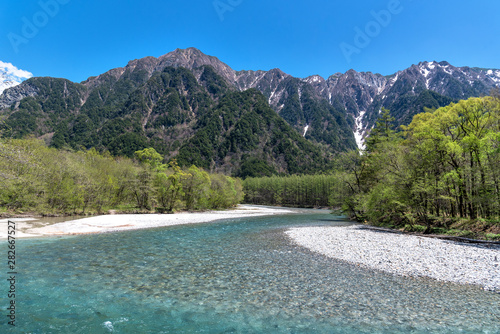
xmin=397 ymin=220 xmax=500 ymax=241
xmin=485 ymin=233 xmax=500 ymax=241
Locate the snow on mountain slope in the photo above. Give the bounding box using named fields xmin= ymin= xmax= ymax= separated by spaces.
xmin=0 ymin=61 xmax=33 ymax=95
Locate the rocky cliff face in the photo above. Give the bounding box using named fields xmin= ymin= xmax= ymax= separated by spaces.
xmin=0 ymin=81 xmax=39 ymax=109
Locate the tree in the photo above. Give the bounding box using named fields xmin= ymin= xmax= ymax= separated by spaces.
xmin=155 ymin=160 xmax=187 ymax=212
xmin=365 ymin=107 xmax=396 ymax=152
xmin=134 ymin=147 xmax=165 ymax=171
xmin=182 ymin=165 xmax=211 ymax=210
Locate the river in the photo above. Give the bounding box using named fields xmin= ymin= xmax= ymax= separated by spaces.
xmin=1 ymin=208 xmax=499 ymax=333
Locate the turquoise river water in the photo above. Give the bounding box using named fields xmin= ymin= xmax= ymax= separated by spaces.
xmin=1 ymin=208 xmax=499 ymax=333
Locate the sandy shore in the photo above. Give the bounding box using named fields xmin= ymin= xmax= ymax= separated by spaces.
xmin=0 ymin=205 xmax=294 ymax=239
xmin=286 ymin=225 xmax=500 ymax=292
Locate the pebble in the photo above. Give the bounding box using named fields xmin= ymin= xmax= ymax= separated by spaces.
xmin=286 ymin=225 xmax=500 ymax=292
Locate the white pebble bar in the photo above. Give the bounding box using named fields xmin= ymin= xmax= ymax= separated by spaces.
xmin=286 ymin=225 xmax=500 ymax=292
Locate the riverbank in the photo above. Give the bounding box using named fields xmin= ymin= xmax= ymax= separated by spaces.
xmin=0 ymin=205 xmax=295 ymax=239
xmin=286 ymin=225 xmax=500 ymax=292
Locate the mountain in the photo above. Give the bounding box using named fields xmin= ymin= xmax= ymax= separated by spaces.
xmin=1 ymin=48 xmax=499 ymax=164
xmin=0 ymin=62 xmax=329 ymax=176
xmin=130 ymin=49 xmax=499 ymax=150
xmin=292 ymin=61 xmax=500 ymax=149
xmin=77 ymin=48 xmax=357 ymax=152
xmin=0 ymin=61 xmax=33 ymax=95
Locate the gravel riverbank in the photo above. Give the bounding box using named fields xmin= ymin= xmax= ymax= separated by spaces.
xmin=0 ymin=205 xmax=295 ymax=239
xmin=286 ymin=225 xmax=500 ymax=292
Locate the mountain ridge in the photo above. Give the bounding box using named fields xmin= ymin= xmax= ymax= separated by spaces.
xmin=1 ymin=48 xmax=499 ymax=155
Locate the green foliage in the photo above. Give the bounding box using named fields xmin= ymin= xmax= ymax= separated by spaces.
xmin=134 ymin=147 xmax=165 ymax=170
xmin=3 ymin=110 xmax=39 ymax=138
xmin=207 ymin=173 xmax=244 ymax=209
xmin=0 ymin=141 xmax=243 ymax=215
xmin=243 ymin=173 xmax=343 ymax=208
xmin=151 ymin=89 xmax=189 ymax=128
xmin=154 ymin=160 xmax=187 ymax=212
xmin=18 ymin=96 xmax=42 ymax=112
xmin=238 ymin=157 xmax=276 ymax=178
xmin=403 ymin=224 xmax=427 ymax=233
xmin=343 ymin=96 xmax=500 ymax=234
xmin=364 ymin=107 xmax=395 ymax=152
xmin=485 ymin=233 xmax=500 ymax=241
xmin=198 ymin=65 xmax=230 ymax=97
xmin=108 ymin=132 xmax=149 ymax=157
xmin=0 ymin=139 xmax=136 ymax=214
xmin=182 ymin=165 xmax=211 ymax=210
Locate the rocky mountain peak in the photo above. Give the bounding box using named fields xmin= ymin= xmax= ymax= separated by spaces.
xmin=158 ymin=47 xmax=213 ymax=67
xmin=157 ymin=47 xmax=236 ymax=82
xmin=126 ymin=56 xmax=158 ymax=70
xmin=303 ymin=75 xmax=325 ymax=84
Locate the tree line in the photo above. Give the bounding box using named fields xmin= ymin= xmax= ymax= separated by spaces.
xmin=243 ymin=174 xmax=344 ymax=208
xmin=0 ymin=139 xmax=243 ymax=215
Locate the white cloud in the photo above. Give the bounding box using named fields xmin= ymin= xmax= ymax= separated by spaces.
xmin=0 ymin=61 xmax=33 ymax=80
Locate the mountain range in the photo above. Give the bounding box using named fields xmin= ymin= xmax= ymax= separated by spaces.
xmin=1 ymin=48 xmax=499 ymax=175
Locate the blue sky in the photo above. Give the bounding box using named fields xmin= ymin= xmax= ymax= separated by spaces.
xmin=1 ymin=0 xmax=499 ymax=82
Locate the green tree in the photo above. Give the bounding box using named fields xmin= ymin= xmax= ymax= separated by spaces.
xmin=134 ymin=147 xmax=165 ymax=171
xmin=155 ymin=160 xmax=187 ymax=212
xmin=182 ymin=165 xmax=211 ymax=210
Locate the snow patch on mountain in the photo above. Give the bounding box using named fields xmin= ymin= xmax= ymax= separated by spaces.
xmin=354 ymin=111 xmax=366 ymax=151
xmin=0 ymin=61 xmax=33 ymax=95
xmin=390 ymin=73 xmax=399 ymax=84
xmin=269 ymin=88 xmax=277 ymax=105
xmin=420 ymin=67 xmax=430 ymax=78
xmin=485 ymin=69 xmax=500 ymax=84
xmin=303 ymin=75 xmax=324 ymax=84
xmin=442 ymin=65 xmax=453 ymax=75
